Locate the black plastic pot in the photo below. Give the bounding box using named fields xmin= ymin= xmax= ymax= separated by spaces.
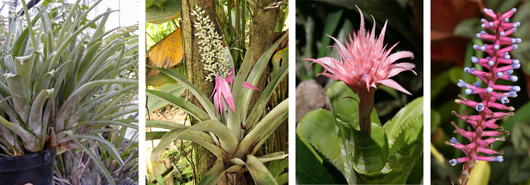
xmin=0 ymin=148 xmax=56 ymax=185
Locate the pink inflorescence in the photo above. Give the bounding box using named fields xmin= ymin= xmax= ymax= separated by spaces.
xmin=446 ymin=8 xmax=521 ymax=166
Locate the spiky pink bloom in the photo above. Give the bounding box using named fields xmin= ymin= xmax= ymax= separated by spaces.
xmin=304 ymin=6 xmax=416 ymax=136
xmin=304 ymin=7 xmax=416 ymax=96
xmin=446 ymin=7 xmax=520 ymax=185
xmin=211 ymin=69 xmax=258 ymax=115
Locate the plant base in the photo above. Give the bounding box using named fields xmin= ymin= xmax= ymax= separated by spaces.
xmin=0 ymin=148 xmax=56 ymax=185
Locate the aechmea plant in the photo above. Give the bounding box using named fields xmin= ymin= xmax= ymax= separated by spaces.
xmin=304 ymin=6 xmax=416 ymax=136
xmin=146 ymin=5 xmax=288 ymax=184
xmin=446 ymin=7 xmax=521 ymax=185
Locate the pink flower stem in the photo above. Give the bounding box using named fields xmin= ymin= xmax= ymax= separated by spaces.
xmin=357 ymin=88 xmax=375 ymax=137
xmin=460 ymin=161 xmax=475 ymax=185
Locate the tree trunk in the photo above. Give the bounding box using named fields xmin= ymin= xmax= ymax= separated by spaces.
xmin=181 ymin=0 xmax=219 ymax=182
xmin=248 ymin=0 xmax=280 ymax=107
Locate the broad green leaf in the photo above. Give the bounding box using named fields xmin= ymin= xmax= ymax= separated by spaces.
xmin=383 ymin=96 xmax=423 ymax=147
xmin=147 ymin=66 xmax=216 ymax=120
xmin=295 ymin=135 xmax=337 ymax=184
xmin=146 ymin=66 xmax=185 ymax=87
xmin=237 ymin=99 xmax=288 ymax=156
xmin=151 ymin=120 xmax=236 ymax=161
xmin=197 ymin=162 xmax=226 ymax=185
xmin=245 ymin=64 xmax=288 ymax=127
xmin=239 ymin=33 xmax=288 ymax=122
xmin=357 ymin=138 xmax=422 ymax=184
xmin=297 ymin=109 xmax=349 ymax=179
xmin=345 ymin=127 xmax=385 ymax=173
xmin=245 ymin=155 xmax=278 ymax=185
xmin=147 ymin=89 xmax=209 ymax=121
xmin=146 ymin=131 xmax=166 ymax=140
xmin=146 ymin=120 xmax=188 ymax=130
xmin=266 ymin=157 xmax=289 ymax=185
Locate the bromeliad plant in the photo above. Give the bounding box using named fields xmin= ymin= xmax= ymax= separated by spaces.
xmin=445 ymin=8 xmax=520 ymax=185
xmin=297 ymin=6 xmax=422 ymax=184
xmin=146 ymin=10 xmax=288 ymax=184
xmin=0 ymin=0 xmax=138 ymax=184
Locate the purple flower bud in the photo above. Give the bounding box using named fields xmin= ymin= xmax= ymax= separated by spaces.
xmin=465 ymin=88 xmax=474 ymax=95
xmin=487 ymin=87 xmax=493 ymax=93
xmin=507 ymin=91 xmax=518 ymax=98
xmin=510 ymin=75 xmax=518 ymax=82
xmin=511 ymin=86 xmax=520 ymax=92
xmin=492 ymin=156 xmax=503 ymax=162
xmin=450 ymin=137 xmax=460 ymax=144
xmin=500 ymin=96 xmax=510 ymax=104
xmin=497 ymin=72 xmax=503 ymax=78
xmin=449 ymin=159 xmax=458 ymax=166
xmin=489 ymin=60 xmax=495 ymax=66
xmin=473 ymin=81 xmax=481 ymax=87
xmin=457 ymin=79 xmax=468 ymax=88
xmin=506 ymin=70 xmax=514 ymax=75
xmin=476 ymin=103 xmax=485 ymax=111
xmin=464 ymin=67 xmax=473 ymax=73
xmin=471 ymin=56 xmax=479 ymax=63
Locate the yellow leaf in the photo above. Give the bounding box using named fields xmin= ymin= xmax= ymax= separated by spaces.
xmin=147 ymin=28 xmax=184 ymax=75
xmin=468 ymin=161 xmax=490 ymax=185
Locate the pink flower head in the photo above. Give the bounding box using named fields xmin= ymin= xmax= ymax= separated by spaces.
xmin=211 ymin=68 xmax=259 ymax=115
xmin=304 ymin=6 xmax=416 ymax=95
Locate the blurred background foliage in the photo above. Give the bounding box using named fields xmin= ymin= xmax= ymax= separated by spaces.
xmin=431 ymin=0 xmax=530 ymax=184
xmin=296 ymin=0 xmax=423 ymax=124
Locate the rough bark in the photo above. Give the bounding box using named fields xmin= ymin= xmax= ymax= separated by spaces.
xmin=181 ymin=0 xmax=218 ymax=182
xmin=248 ymin=0 xmax=280 ymax=107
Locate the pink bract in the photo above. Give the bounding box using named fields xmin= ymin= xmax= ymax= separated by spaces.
xmin=304 ymin=6 xmax=416 ymax=95
xmin=211 ymin=69 xmax=259 ymax=115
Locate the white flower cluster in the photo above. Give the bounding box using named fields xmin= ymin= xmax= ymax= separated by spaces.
xmin=191 ymin=5 xmax=231 ymax=81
